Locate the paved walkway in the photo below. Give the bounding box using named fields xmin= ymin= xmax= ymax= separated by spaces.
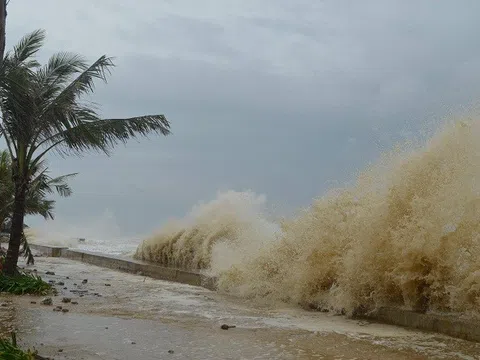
xmin=0 ymin=257 xmax=479 ymax=359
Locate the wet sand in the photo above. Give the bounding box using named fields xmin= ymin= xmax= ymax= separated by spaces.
xmin=1 ymin=257 xmax=479 ymax=359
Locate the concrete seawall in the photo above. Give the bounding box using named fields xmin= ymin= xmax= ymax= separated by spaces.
xmin=29 ymin=244 xmax=217 ymax=290
xmin=28 ymin=244 xmax=480 ymax=343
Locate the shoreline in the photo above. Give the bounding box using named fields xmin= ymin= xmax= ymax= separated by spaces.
xmin=27 ymin=243 xmax=480 ymax=344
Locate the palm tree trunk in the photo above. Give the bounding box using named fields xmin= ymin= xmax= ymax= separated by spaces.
xmin=0 ymin=0 xmax=6 ymax=62
xmin=3 ymin=178 xmax=27 ymax=275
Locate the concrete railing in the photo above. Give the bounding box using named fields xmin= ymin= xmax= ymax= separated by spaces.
xmin=28 ymin=244 xmax=480 ymax=343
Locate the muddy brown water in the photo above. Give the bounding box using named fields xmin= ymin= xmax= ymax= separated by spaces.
xmin=0 ymin=257 xmax=479 ymax=359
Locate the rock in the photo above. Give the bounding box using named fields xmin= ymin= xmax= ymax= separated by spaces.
xmin=56 ymin=306 xmax=63 ymax=310
xmin=71 ymin=301 xmax=78 ymax=305
xmin=220 ymin=324 xmax=236 ymax=330
xmin=57 ymin=281 xmax=65 ymax=286
xmin=105 ymin=327 xmax=108 ymax=329
xmin=73 ymin=283 xmax=77 ymax=286
xmin=45 ymin=271 xmax=55 ymax=275
xmin=131 ymin=341 xmax=136 ymax=345
xmin=70 ymin=289 xmax=88 ymax=293
xmin=168 ymin=350 xmax=174 ymax=354
xmin=63 ymin=287 xmax=68 ymax=290
xmin=58 ymin=349 xmax=63 ymax=352
xmin=104 ymin=283 xmax=111 ymax=287
xmin=48 ymin=280 xmax=55 ymax=284
xmin=41 ymin=298 xmax=52 ymax=306
xmin=61 ymin=308 xmax=69 ymax=313
xmin=66 ymin=276 xmax=70 ymax=279
xmin=357 ymin=321 xmax=370 ymax=326
xmin=30 ymin=301 xmax=36 ymax=304
xmin=62 ymin=297 xmax=71 ymax=303
xmin=0 ymin=303 xmax=7 ymax=307
xmin=33 ymin=269 xmax=37 ymax=272
xmin=82 ymin=279 xmax=88 ymax=284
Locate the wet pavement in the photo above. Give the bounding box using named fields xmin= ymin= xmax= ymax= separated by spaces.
xmin=0 ymin=257 xmax=479 ymax=359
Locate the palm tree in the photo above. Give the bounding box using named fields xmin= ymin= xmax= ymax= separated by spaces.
xmin=0 ymin=149 xmax=76 ymax=265
xmin=0 ymin=30 xmax=171 ymax=275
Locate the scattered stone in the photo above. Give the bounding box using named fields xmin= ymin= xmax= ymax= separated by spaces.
xmin=357 ymin=321 xmax=370 ymax=326
xmin=70 ymin=289 xmax=88 ymax=293
xmin=80 ymin=294 xmax=84 ymax=297
xmin=82 ymin=279 xmax=88 ymax=284
xmin=61 ymin=308 xmax=69 ymax=313
xmin=73 ymin=283 xmax=77 ymax=286
xmin=131 ymin=341 xmax=136 ymax=345
xmin=168 ymin=350 xmax=174 ymax=354
xmin=58 ymin=349 xmax=63 ymax=352
xmin=57 ymin=281 xmax=65 ymax=286
xmin=41 ymin=298 xmax=52 ymax=306
xmin=48 ymin=280 xmax=55 ymax=284
xmin=56 ymin=306 xmax=63 ymax=310
xmin=30 ymin=301 xmax=36 ymax=304
xmin=220 ymin=324 xmax=236 ymax=330
xmin=105 ymin=327 xmax=108 ymax=329
xmin=45 ymin=271 xmax=55 ymax=275
xmin=71 ymin=301 xmax=78 ymax=305
xmin=63 ymin=287 xmax=68 ymax=290
xmin=104 ymin=283 xmax=111 ymax=287
xmin=62 ymin=297 xmax=71 ymax=303
xmin=66 ymin=276 xmax=70 ymax=279
xmin=0 ymin=303 xmax=7 ymax=307
xmin=33 ymin=269 xmax=37 ymax=272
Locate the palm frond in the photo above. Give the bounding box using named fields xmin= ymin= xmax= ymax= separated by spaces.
xmin=20 ymin=232 xmax=35 ymax=265
xmin=9 ymin=29 xmax=45 ymax=65
xmin=45 ymin=172 xmax=77 ymax=197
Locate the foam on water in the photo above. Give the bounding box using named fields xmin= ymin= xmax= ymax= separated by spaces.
xmin=136 ymin=120 xmax=480 ymax=316
xmin=29 ymin=209 xmax=141 ymax=256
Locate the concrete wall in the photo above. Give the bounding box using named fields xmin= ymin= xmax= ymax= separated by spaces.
xmin=29 ymin=244 xmax=68 ymax=257
xmin=359 ymin=307 xmax=480 ymax=342
xmin=61 ymin=249 xmax=217 ymax=291
xmin=29 ymin=244 xmax=480 ymax=343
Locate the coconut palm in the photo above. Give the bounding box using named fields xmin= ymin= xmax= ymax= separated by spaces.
xmin=0 ymin=149 xmax=76 ymax=265
xmin=0 ymin=30 xmax=171 ymax=275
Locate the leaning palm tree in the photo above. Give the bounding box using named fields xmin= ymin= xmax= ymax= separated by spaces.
xmin=0 ymin=30 xmax=170 ymax=275
xmin=0 ymin=149 xmax=76 ymax=265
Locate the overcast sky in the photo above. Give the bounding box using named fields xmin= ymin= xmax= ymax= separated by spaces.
xmin=6 ymin=1 xmax=480 ymax=237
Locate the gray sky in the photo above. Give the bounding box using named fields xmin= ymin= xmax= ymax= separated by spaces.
xmin=7 ymin=0 xmax=480 ymax=236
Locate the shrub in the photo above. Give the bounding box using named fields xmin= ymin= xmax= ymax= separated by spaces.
xmin=0 ymin=333 xmax=36 ymax=359
xmin=0 ymin=273 xmax=51 ymax=295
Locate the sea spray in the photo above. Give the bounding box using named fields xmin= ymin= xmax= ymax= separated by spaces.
xmin=134 ymin=190 xmax=281 ymax=270
xmin=134 ymin=120 xmax=480 ymax=316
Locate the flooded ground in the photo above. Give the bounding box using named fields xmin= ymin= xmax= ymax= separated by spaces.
xmin=1 ymin=257 xmax=479 ymax=359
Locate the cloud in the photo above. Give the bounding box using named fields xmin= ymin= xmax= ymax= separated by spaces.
xmin=4 ymin=0 xmax=480 ymax=235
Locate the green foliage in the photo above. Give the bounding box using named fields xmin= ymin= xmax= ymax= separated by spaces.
xmin=0 ymin=149 xmax=77 ymax=226
xmin=0 ymin=333 xmax=36 ymax=360
xmin=0 ymin=29 xmax=170 ymax=273
xmin=0 ymin=149 xmax=76 ymax=265
xmin=0 ymin=273 xmax=51 ymax=295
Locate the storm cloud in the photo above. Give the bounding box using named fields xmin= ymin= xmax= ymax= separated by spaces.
xmin=6 ymin=0 xmax=480 ymax=235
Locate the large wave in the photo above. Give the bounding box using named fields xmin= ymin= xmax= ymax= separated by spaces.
xmin=137 ymin=120 xmax=480 ymax=316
